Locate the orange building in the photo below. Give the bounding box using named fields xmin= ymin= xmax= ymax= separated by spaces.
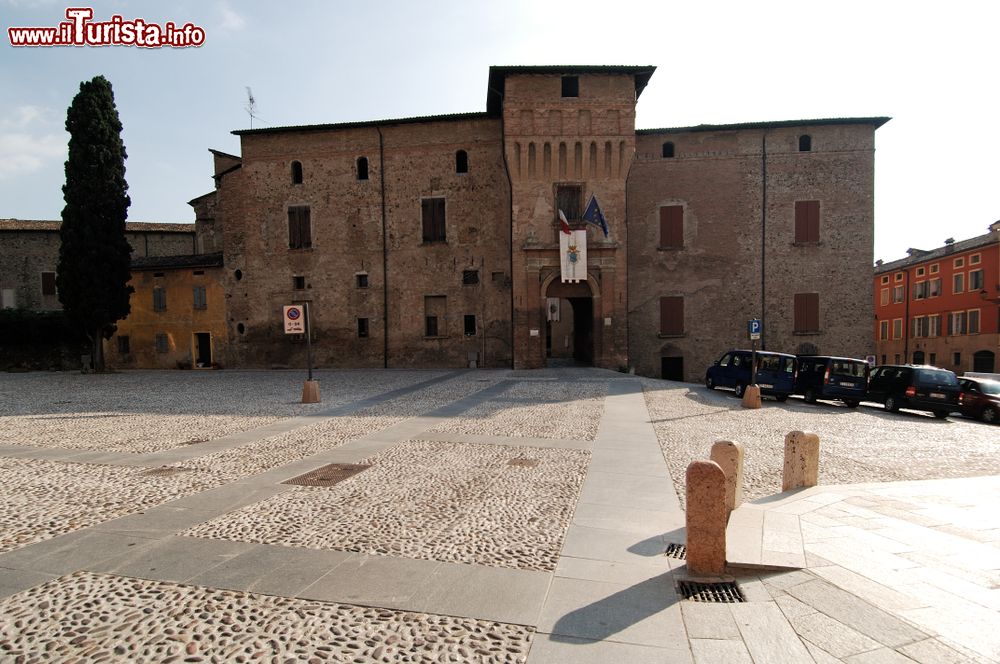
xmin=874 ymin=222 xmax=1000 ymax=373
xmin=105 ymin=253 xmax=226 ymax=369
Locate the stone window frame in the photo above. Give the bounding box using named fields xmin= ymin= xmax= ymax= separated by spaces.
xmin=464 ymin=314 xmax=477 ymax=337
xmin=953 ymin=272 xmax=964 ymax=295
xmin=356 ymin=273 xmax=369 ymax=289
xmin=661 ymin=142 xmax=675 ymax=159
xmin=155 ymin=333 xmax=169 ymax=354
xmin=357 ymin=317 xmax=369 ymax=338
xmin=892 ymin=318 xmax=902 ymax=340
xmin=356 ymin=157 xmax=369 ymax=181
xmin=879 ymin=319 xmax=889 ymax=341
xmin=798 ymin=134 xmax=812 ymax=152
xmin=968 ymin=308 xmax=981 ymax=335
xmin=291 ymin=160 xmax=303 ymax=185
xmin=969 ymin=269 xmax=984 ymax=291
xmin=455 ymin=150 xmax=469 ymax=175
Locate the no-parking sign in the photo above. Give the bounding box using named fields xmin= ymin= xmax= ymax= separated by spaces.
xmin=283 ymin=305 xmax=305 ymax=334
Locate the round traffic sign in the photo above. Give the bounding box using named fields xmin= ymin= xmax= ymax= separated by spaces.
xmin=287 ymin=307 xmax=302 ymax=320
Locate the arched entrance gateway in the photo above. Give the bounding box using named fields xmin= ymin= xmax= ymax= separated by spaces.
xmin=542 ymin=274 xmax=599 ymax=367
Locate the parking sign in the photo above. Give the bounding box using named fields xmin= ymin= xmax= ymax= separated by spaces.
xmin=748 ymin=318 xmax=762 ymax=340
xmin=283 ymin=305 xmax=305 ymax=334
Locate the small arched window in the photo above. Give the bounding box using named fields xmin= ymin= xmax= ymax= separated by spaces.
xmin=455 ymin=149 xmax=469 ymax=174
xmin=661 ymin=142 xmax=675 ymax=158
xmin=291 ymin=161 xmax=303 ymax=184
xmin=798 ymin=135 xmax=812 ymax=152
xmin=357 ymin=156 xmax=369 ymax=181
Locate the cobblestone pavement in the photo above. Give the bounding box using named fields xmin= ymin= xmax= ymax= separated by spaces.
xmin=184 ymin=440 xmax=589 ymax=571
xmin=430 ymin=380 xmax=606 ymax=441
xmin=643 ymin=379 xmax=1000 ymax=508
xmin=0 ymin=368 xmax=997 ymax=663
xmin=0 ymin=370 xmax=448 ymax=453
xmin=0 ymin=571 xmax=533 ymax=663
xmin=0 ymin=457 xmax=220 ymax=555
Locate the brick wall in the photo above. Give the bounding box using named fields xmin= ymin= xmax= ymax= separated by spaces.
xmin=219 ymin=117 xmax=512 ymax=369
xmin=628 ymin=123 xmax=878 ymax=381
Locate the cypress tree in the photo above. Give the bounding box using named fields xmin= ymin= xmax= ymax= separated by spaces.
xmin=57 ymin=75 xmax=134 ymax=372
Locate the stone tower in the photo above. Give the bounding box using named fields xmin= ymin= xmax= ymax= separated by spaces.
xmin=488 ymin=66 xmax=655 ymax=369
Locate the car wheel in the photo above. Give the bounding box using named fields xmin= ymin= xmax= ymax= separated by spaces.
xmin=844 ymin=400 xmax=860 ymax=408
xmin=933 ymin=410 xmax=950 ymax=419
xmin=884 ymin=396 xmax=899 ymax=412
xmin=982 ymin=406 xmax=998 ymax=424
xmin=734 ymin=382 xmax=745 ymax=398
xmin=804 ymin=388 xmax=817 ymax=404
xmin=775 ymin=394 xmax=788 ymax=402
xmin=706 ymin=376 xmax=715 ymax=390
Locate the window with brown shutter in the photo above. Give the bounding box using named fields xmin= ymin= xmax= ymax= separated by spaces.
xmin=659 ymin=296 xmax=684 ymax=336
xmin=555 ymin=185 xmax=582 ymax=221
xmin=421 ymin=198 xmax=446 ymax=243
xmin=659 ymin=206 xmax=683 ymax=248
xmin=41 ymin=272 xmax=56 ymax=296
xmin=288 ymin=206 xmax=311 ymax=249
xmin=794 ymin=201 xmax=820 ymax=244
xmin=794 ymin=293 xmax=819 ymax=332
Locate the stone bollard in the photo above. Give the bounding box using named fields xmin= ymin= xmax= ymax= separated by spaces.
xmin=741 ymin=384 xmax=762 ymax=409
xmin=783 ymin=430 xmax=819 ymax=491
xmin=685 ymin=460 xmax=728 ymax=576
xmin=709 ymin=440 xmax=745 ymax=516
xmin=301 ymin=380 xmax=321 ymax=404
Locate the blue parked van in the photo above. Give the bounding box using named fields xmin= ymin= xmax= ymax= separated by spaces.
xmin=793 ymin=356 xmax=870 ymax=407
xmin=705 ymin=350 xmax=797 ymax=400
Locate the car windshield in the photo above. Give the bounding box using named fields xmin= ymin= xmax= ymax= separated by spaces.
xmin=975 ymin=381 xmax=1000 ymax=395
xmin=915 ymin=369 xmax=959 ymax=387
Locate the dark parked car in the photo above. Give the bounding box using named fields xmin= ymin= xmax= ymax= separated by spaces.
xmin=958 ymin=377 xmax=1000 ymax=423
xmin=866 ymin=365 xmax=960 ymax=418
xmin=705 ymin=350 xmax=796 ymax=400
xmin=794 ymin=355 xmax=869 ymax=407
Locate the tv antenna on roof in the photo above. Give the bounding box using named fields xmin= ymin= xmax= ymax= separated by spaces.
xmin=244 ymin=86 xmax=261 ymax=129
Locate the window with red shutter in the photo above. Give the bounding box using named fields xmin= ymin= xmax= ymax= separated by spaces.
xmin=659 ymin=296 xmax=684 ymax=336
xmin=288 ymin=206 xmax=311 ymax=249
xmin=659 ymin=206 xmax=683 ymax=248
xmin=794 ymin=201 xmax=820 ymax=244
xmin=794 ymin=293 xmax=819 ymax=332
xmin=422 ymin=198 xmax=446 ymax=243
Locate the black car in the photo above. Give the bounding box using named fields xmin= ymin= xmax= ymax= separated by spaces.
xmin=958 ymin=377 xmax=1000 ymax=424
xmin=866 ymin=365 xmax=960 ymax=419
xmin=794 ymin=355 xmax=869 ymax=407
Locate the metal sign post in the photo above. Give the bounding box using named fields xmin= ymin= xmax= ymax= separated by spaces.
xmin=748 ymin=318 xmax=762 ymax=385
xmin=304 ymin=302 xmax=313 ymax=382
xmin=284 ymin=304 xmax=319 ymax=403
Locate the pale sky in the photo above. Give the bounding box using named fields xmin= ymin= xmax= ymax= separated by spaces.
xmin=2 ymin=0 xmax=997 ymax=263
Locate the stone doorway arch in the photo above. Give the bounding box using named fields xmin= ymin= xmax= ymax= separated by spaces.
xmin=541 ymin=272 xmax=601 ymax=367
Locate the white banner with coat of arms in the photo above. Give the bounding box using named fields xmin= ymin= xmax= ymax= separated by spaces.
xmin=559 ymin=229 xmax=587 ymax=283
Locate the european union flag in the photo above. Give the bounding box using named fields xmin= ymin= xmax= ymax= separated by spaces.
xmin=582 ymin=195 xmax=609 ymax=237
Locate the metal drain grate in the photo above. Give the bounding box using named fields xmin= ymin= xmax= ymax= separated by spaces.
xmin=141 ymin=466 xmax=190 ymax=477
xmin=664 ymin=543 xmax=687 ymax=559
xmin=507 ymin=458 xmax=540 ymax=468
xmin=677 ymin=580 xmax=745 ymax=603
xmin=283 ymin=463 xmax=371 ymax=487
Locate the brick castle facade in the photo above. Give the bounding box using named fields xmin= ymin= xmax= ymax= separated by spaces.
xmin=181 ymin=65 xmax=886 ymax=380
